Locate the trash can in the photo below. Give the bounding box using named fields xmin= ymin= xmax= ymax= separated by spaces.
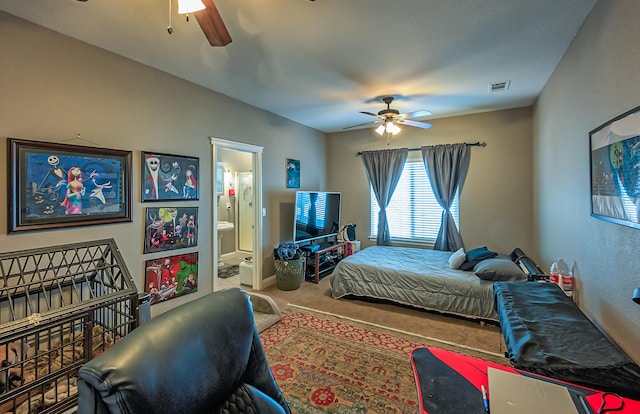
xmin=239 ymin=257 xmax=253 ymax=286
xmin=137 ymin=292 xmax=151 ymax=325
xmin=274 ymin=257 xmax=304 ymax=290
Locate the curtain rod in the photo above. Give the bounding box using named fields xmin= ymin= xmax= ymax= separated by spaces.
xmin=356 ymin=141 xmax=486 ymax=156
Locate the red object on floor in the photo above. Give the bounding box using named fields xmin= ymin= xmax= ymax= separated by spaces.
xmin=410 ymin=347 xmax=640 ymax=414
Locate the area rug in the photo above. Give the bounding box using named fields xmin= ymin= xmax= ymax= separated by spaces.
xmin=218 ymin=264 xmax=239 ymax=279
xmin=259 ymin=305 xmax=508 ymax=414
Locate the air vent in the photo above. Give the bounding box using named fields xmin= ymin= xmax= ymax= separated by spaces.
xmin=489 ymin=80 xmax=511 ymax=92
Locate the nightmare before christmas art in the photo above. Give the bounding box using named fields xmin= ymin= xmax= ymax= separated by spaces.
xmin=8 ymin=138 xmax=132 ymax=232
xmin=142 ymin=151 xmax=199 ymax=201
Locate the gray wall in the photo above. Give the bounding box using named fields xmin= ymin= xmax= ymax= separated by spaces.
xmin=327 ymin=107 xmax=535 ymax=259
xmin=0 ymin=12 xmax=325 ymax=317
xmin=535 ymin=0 xmax=640 ymax=362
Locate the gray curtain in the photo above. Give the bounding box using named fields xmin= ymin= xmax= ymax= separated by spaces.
xmin=361 ymin=148 xmax=408 ymax=246
xmin=421 ymin=143 xmax=470 ymax=251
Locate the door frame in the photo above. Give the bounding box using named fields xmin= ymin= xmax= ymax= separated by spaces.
xmin=211 ymin=137 xmax=264 ymax=290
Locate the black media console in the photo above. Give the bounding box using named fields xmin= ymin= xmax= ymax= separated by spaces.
xmin=301 ymin=242 xmax=347 ymax=284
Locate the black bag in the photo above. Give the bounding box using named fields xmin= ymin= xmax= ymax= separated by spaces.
xmin=338 ymin=224 xmax=356 ymax=242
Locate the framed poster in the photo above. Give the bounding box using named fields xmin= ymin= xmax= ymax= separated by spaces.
xmin=286 ymin=158 xmax=300 ymax=188
xmin=8 ymin=138 xmax=132 ymax=233
xmin=142 ymin=151 xmax=199 ymax=201
xmin=144 ymin=206 xmax=198 ymax=253
xmin=590 ymin=105 xmax=640 ymax=229
xmin=144 ymin=252 xmax=199 ymax=305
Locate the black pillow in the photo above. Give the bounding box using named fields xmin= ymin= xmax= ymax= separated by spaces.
xmin=460 ymin=246 xmax=498 ymax=271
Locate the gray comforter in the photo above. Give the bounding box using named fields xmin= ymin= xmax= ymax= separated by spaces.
xmin=329 ymin=245 xmax=498 ymax=321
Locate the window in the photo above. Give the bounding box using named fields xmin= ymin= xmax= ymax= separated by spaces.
xmin=370 ymin=160 xmax=459 ymax=245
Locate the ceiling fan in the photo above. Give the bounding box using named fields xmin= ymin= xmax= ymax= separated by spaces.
xmin=344 ymin=96 xmax=433 ymax=136
xmin=75 ymin=0 xmax=231 ymax=47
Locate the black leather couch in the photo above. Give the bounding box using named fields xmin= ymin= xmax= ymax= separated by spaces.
xmin=78 ymin=288 xmax=291 ymax=413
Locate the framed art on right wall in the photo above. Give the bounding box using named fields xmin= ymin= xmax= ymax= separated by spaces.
xmin=590 ymin=105 xmax=640 ymax=229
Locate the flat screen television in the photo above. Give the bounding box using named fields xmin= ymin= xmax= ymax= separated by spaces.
xmin=294 ymin=191 xmax=341 ymax=243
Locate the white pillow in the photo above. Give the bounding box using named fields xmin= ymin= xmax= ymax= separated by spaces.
xmin=448 ymin=248 xmax=466 ymax=269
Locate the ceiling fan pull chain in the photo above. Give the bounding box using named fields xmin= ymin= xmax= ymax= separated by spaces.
xmin=167 ymin=0 xmax=174 ymax=34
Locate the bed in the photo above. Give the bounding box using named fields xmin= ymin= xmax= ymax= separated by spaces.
xmin=329 ymin=245 xmax=530 ymax=321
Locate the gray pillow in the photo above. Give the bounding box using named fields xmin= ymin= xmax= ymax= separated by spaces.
xmin=474 ymin=258 xmax=526 ymax=281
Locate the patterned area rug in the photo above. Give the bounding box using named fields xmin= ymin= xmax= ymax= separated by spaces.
xmin=218 ymin=264 xmax=239 ymax=279
xmin=259 ymin=306 xmax=507 ymax=414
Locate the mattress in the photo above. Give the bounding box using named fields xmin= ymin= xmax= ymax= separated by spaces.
xmin=329 ymin=245 xmax=498 ymax=321
xmin=494 ymin=281 xmax=640 ymax=399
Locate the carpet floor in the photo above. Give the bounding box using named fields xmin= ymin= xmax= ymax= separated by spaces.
xmin=254 ymin=275 xmax=505 ymax=354
xmin=260 ymin=307 xmax=507 ymax=414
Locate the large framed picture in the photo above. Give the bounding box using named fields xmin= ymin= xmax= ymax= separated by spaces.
xmin=144 ymin=206 xmax=198 ymax=253
xmin=590 ymin=105 xmax=640 ymax=229
xmin=144 ymin=252 xmax=199 ymax=305
xmin=8 ymin=138 xmax=132 ymax=233
xmin=142 ymin=151 xmax=199 ymax=201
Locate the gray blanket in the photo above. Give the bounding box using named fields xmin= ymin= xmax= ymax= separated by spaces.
xmin=329 ymin=245 xmax=498 ymax=321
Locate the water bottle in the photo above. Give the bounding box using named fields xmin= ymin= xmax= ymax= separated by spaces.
xmin=557 ymin=259 xmax=572 ymax=297
xmin=549 ymin=260 xmax=562 ymax=288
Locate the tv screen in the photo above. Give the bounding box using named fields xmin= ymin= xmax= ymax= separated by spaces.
xmin=294 ymin=191 xmax=341 ymax=243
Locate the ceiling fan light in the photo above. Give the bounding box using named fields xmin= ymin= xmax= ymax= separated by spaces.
xmin=389 ymin=123 xmax=401 ymax=135
xmin=178 ymin=0 xmax=206 ymax=14
xmin=375 ymin=124 xmax=385 ymax=135
xmin=385 ymin=121 xmax=396 ymax=134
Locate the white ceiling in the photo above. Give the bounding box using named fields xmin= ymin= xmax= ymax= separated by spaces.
xmin=0 ymin=0 xmax=597 ymax=133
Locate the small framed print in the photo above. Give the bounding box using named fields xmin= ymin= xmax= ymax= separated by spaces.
xmin=144 ymin=252 xmax=199 ymax=305
xmin=144 ymin=206 xmax=198 ymax=254
xmin=142 ymin=151 xmax=199 ymax=201
xmin=286 ymin=158 xmax=300 ymax=188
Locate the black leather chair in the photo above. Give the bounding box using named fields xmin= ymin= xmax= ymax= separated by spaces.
xmin=78 ymin=288 xmax=291 ymax=413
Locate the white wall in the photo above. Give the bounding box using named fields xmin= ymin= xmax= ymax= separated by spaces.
xmin=535 ymin=0 xmax=640 ymax=362
xmin=0 ymin=12 xmax=325 ymax=316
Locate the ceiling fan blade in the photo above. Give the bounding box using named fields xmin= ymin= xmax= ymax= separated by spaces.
xmin=194 ymin=0 xmax=232 ymax=47
xmin=398 ymin=119 xmax=433 ymax=129
xmin=401 ymin=109 xmax=432 ymax=119
xmin=343 ymin=120 xmax=382 ymax=130
xmin=360 ymin=111 xmax=384 ymax=119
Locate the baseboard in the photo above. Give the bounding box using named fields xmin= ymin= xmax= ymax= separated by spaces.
xmin=262 ymin=274 xmax=277 ymax=288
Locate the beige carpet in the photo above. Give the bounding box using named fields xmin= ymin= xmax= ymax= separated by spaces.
xmin=253 ymin=276 xmax=505 ymax=355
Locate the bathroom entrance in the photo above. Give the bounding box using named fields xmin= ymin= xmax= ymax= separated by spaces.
xmin=211 ymin=138 xmax=264 ymax=291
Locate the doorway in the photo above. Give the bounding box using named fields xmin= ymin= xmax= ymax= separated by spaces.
xmin=211 ymin=138 xmax=264 ymax=291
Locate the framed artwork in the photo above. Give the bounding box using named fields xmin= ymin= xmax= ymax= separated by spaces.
xmin=142 ymin=151 xmax=199 ymax=201
xmin=286 ymin=158 xmax=300 ymax=188
xmin=590 ymin=105 xmax=640 ymax=229
xmin=7 ymin=138 xmax=132 ymax=233
xmin=144 ymin=206 xmax=198 ymax=253
xmin=144 ymin=252 xmax=199 ymax=305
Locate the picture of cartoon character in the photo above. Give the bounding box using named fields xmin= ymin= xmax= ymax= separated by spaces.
xmin=141 ymin=153 xmax=199 ymax=201
xmin=183 ymin=168 xmax=197 ymax=199
xmin=89 ymin=170 xmax=112 ymax=204
xmin=143 ymin=207 xmax=198 ymax=253
xmin=187 ymin=215 xmax=196 ymax=246
xmin=60 ymin=167 xmax=84 ymax=215
xmin=145 ymin=253 xmax=198 ymax=304
xmin=144 ymin=155 xmax=160 ymax=200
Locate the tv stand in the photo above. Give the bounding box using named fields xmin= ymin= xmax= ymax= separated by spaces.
xmin=304 ymin=242 xmax=347 ymax=284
